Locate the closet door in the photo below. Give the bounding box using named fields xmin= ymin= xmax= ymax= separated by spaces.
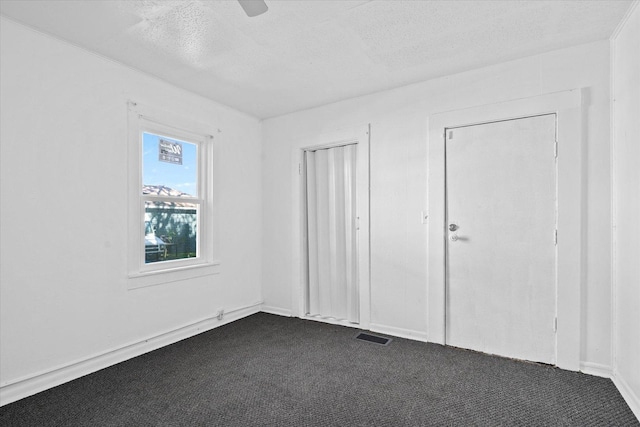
xmin=305 ymin=144 xmax=359 ymax=323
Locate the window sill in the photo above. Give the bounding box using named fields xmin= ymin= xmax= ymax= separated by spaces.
xmin=128 ymin=261 xmax=221 ymax=290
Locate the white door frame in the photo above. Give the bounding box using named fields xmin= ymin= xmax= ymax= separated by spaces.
xmin=291 ymin=124 xmax=371 ymax=329
xmin=427 ymin=90 xmax=583 ymax=371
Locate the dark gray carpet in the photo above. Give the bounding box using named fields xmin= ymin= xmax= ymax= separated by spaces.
xmin=1 ymin=313 xmax=637 ymax=426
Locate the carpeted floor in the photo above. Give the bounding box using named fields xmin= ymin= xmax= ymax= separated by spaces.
xmin=1 ymin=312 xmax=638 ymax=426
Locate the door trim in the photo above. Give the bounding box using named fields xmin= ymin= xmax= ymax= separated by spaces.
xmin=427 ymin=90 xmax=583 ymax=371
xmin=291 ymin=124 xmax=371 ymax=329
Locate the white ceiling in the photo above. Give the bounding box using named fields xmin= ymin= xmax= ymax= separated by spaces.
xmin=0 ymin=0 xmax=632 ymax=119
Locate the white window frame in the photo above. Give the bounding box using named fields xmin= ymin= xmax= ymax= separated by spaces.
xmin=127 ymin=101 xmax=220 ymax=289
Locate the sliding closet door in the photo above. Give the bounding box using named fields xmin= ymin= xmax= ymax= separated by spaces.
xmin=305 ymin=144 xmax=359 ymax=323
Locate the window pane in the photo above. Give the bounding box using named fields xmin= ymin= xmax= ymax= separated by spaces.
xmin=142 ymin=132 xmax=197 ymax=197
xmin=144 ymin=201 xmax=198 ymax=263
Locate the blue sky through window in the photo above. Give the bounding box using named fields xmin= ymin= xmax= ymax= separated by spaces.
xmin=142 ymin=132 xmax=197 ymax=196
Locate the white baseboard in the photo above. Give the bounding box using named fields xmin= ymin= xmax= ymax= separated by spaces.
xmin=613 ymin=371 xmax=640 ymax=421
xmin=260 ymin=305 xmax=293 ymax=317
xmin=579 ymin=361 xmax=613 ymax=378
xmin=576 ymin=363 xmax=639 ymax=421
xmin=0 ymin=303 xmax=261 ymax=407
xmin=369 ymin=323 xmax=429 ymax=343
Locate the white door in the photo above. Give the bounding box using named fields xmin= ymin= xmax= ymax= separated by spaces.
xmin=305 ymin=144 xmax=359 ymax=323
xmin=445 ymin=114 xmax=557 ymax=364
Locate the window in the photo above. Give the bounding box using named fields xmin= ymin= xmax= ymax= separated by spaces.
xmin=128 ymin=102 xmax=219 ymax=286
xmin=142 ymin=132 xmax=199 ymax=264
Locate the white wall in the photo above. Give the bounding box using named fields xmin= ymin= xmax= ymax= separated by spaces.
xmin=262 ymin=40 xmax=613 ymax=369
xmin=0 ymin=18 xmax=262 ymax=403
xmin=612 ymin=2 xmax=640 ymax=417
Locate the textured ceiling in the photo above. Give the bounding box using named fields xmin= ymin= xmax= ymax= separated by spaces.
xmin=0 ymin=0 xmax=633 ymax=118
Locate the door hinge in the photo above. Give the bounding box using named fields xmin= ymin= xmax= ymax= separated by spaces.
xmin=554 ymin=317 xmax=558 ymax=332
xmin=356 ymin=216 xmax=360 ymax=231
xmin=554 ymin=229 xmax=558 ymax=245
xmin=298 ymin=163 xmax=301 ymax=175
xmin=554 ymin=140 xmax=558 ymax=158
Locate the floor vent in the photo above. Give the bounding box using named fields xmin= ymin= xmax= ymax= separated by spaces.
xmin=355 ymin=332 xmax=392 ymax=346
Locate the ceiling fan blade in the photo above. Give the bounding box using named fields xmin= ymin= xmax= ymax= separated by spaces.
xmin=238 ymin=0 xmax=268 ymax=17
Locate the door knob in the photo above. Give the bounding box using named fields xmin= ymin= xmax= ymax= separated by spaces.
xmin=449 ymin=224 xmax=458 ymax=231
